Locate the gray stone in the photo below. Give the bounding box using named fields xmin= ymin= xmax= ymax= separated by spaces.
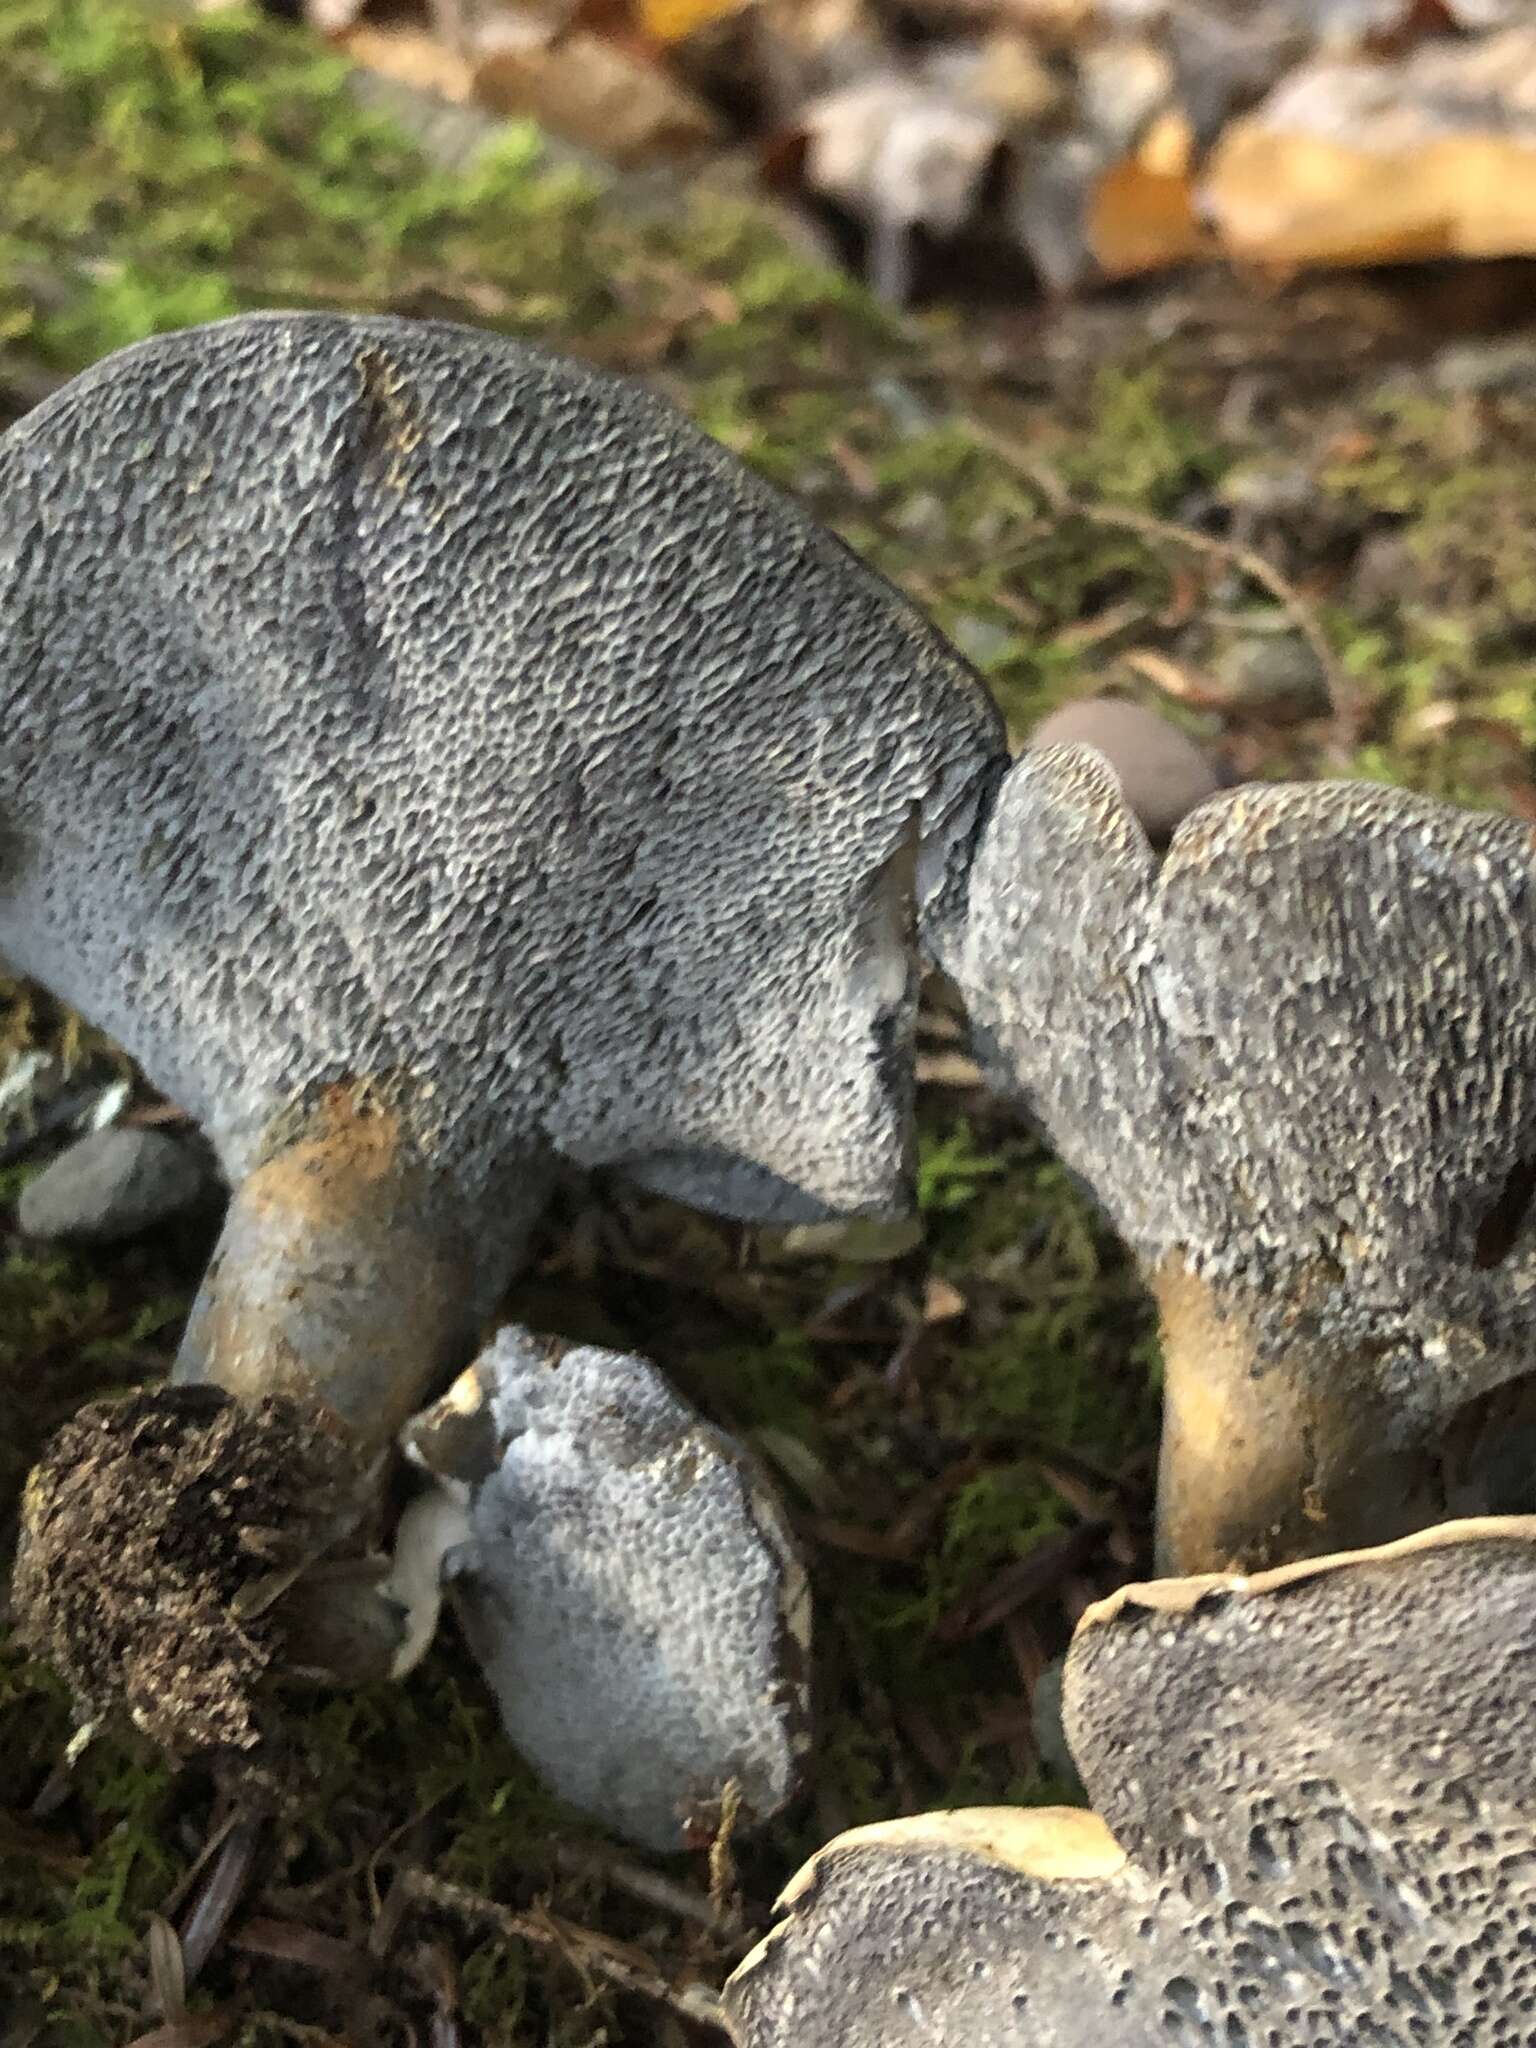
xmin=1213 ymin=629 xmax=1332 ymax=720
xmin=17 ymin=1125 xmax=211 ymax=1244
xmin=1027 ymin=698 xmax=1222 ymax=844
xmin=1349 ymin=527 xmax=1417 ymax=612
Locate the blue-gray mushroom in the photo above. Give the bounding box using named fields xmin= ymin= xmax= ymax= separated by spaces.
xmin=402 ymin=1328 xmax=810 ymax=1851
xmin=0 ymin=309 xmax=1000 ymax=1755
xmin=725 ymin=1516 xmax=1536 ymax=2046
xmin=951 ymin=745 xmax=1536 ymax=1571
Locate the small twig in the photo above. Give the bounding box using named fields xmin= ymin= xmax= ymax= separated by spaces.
xmin=972 ymin=427 xmax=1360 ymax=755
xmin=398 ymin=1868 xmax=726 ymax=2031
xmin=706 ymin=1780 xmax=743 ymax=1927
xmin=936 ymin=1518 xmax=1112 ymax=1642
xmin=550 ymin=1840 xmax=719 ymax=1929
xmin=179 ymin=1817 xmax=263 ymax=1983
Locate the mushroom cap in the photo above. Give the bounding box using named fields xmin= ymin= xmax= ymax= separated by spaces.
xmin=725 ymin=1517 xmax=1536 ymax=2045
xmin=403 ymin=1328 xmax=811 ymax=1852
xmin=0 ymin=312 xmax=1003 ymax=1219
xmin=951 ymin=748 xmax=1536 ymax=1444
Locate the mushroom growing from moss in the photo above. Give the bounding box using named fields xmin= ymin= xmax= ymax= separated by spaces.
xmin=1 ymin=310 xmax=1003 ymax=1758
xmin=401 ymin=1328 xmax=811 ymax=1851
xmin=725 ymin=1515 xmax=1536 ymax=2046
xmin=948 ymin=746 xmax=1536 ymax=1572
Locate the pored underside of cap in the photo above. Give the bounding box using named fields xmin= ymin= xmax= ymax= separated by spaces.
xmin=407 ymin=1328 xmax=811 ymax=1851
xmin=726 ymin=1519 xmax=1536 ymax=2045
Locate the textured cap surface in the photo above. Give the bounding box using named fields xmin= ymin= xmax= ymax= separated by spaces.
xmin=725 ymin=1518 xmax=1536 ymax=2045
xmin=0 ymin=311 xmax=1004 ymax=1220
xmin=404 ymin=1328 xmax=811 ymax=1851
xmin=950 ymin=748 xmax=1536 ymax=1562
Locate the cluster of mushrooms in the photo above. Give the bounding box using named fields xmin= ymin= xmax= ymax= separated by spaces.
xmin=4 ymin=310 xmax=1536 ymax=2043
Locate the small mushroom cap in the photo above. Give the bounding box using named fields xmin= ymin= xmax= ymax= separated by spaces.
xmin=0 ymin=312 xmax=1003 ymax=1221
xmin=725 ymin=1516 xmax=1536 ymax=2046
xmin=403 ymin=1328 xmax=811 ymax=1852
xmin=948 ymin=748 xmax=1536 ymax=1561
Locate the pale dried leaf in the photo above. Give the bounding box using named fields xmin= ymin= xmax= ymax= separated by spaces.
xmin=1076 ymin=35 xmax=1174 ymax=147
xmin=475 ymin=26 xmax=722 ymax=160
xmin=800 ymin=71 xmax=1005 ymax=235
xmin=970 ymin=31 xmax=1065 ymax=124
xmin=340 ymin=23 xmax=477 ymax=102
xmin=147 ymin=1913 xmax=187 ymax=2023
xmin=915 ymin=1048 xmax=986 ymax=1086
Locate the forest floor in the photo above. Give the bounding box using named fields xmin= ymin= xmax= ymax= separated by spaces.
xmin=3 ymin=3 xmax=1536 ymax=2043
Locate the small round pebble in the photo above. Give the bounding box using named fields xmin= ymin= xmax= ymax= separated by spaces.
xmin=17 ymin=1125 xmax=212 ymax=1244
xmin=1028 ymin=697 xmax=1223 ymax=845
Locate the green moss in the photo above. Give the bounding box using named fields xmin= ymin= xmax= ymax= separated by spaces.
xmin=1320 ymin=383 xmax=1536 ymax=798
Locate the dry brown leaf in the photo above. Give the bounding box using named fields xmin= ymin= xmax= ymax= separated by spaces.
xmin=923 ymin=1274 xmax=968 ymax=1323
xmin=229 ymin=1917 xmax=369 ymax=1976
xmin=124 ymin=2022 xmax=228 ymax=2048
xmin=1119 ymin=646 xmax=1214 ymax=704
xmin=474 ymin=24 xmax=721 ymax=159
xmin=970 ymin=30 xmax=1064 ymax=124
xmin=1204 ymin=27 xmax=1536 ymax=268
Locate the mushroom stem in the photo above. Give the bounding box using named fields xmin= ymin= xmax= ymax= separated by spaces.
xmin=174 ymin=1085 xmax=546 ymax=1462
xmin=9 ymin=1089 xmax=556 ymax=1747
xmin=1152 ymin=1256 xmax=1443 ymax=1573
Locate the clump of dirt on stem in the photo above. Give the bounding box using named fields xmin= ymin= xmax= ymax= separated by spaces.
xmin=12 ymin=1383 xmax=355 ymax=1761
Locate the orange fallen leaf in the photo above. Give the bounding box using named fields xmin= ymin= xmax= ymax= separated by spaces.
xmin=1204 ymin=28 xmax=1536 ymax=270
xmin=1087 ymin=111 xmax=1211 ymax=278
xmin=640 ymin=0 xmax=748 ymax=42
xmin=1207 ymin=131 xmax=1536 ymax=268
xmin=1323 ymin=428 xmax=1377 ymax=462
xmin=1089 ymin=164 xmax=1206 ymax=275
